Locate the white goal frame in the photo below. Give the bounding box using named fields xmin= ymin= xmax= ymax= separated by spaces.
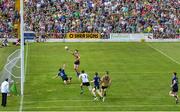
xmin=20 ymin=0 xmax=24 ymax=96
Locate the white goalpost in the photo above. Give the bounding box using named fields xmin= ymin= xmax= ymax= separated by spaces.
xmin=0 ymin=49 xmax=21 ymax=85
xmin=20 ymin=0 xmax=24 ymax=96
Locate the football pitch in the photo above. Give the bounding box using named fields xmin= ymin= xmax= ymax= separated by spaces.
xmin=1 ymin=42 xmax=180 ymax=111
xmin=22 ymin=42 xmax=180 ymax=111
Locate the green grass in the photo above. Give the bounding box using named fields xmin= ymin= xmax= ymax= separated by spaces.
xmin=1 ymin=42 xmax=180 ymax=111
xmin=22 ymin=42 xmax=180 ymax=111
xmin=0 ymin=45 xmax=20 ymax=111
xmin=0 ymin=46 xmax=19 ymax=70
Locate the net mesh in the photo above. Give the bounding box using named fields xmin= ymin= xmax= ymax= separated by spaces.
xmin=0 ymin=49 xmax=21 ymax=92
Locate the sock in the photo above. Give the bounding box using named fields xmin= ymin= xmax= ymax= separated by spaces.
xmin=92 ymin=92 xmax=96 ymax=97
xmin=80 ymin=86 xmax=83 ymax=92
xmin=76 ymin=72 xmax=79 ymax=76
xmin=75 ymin=70 xmax=79 ymax=77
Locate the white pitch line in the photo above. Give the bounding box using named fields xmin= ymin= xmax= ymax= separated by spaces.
xmin=27 ymin=71 xmax=176 ymax=75
xmin=19 ymin=42 xmax=29 ymax=112
xmin=24 ymin=99 xmax=93 ymax=104
xmin=22 ymin=98 xmax=170 ymax=104
xmin=19 ymin=95 xmax=24 ymax=111
xmin=148 ymin=44 xmax=180 ymax=65
xmin=23 ymin=105 xmax=180 ymax=109
xmin=24 ymin=43 xmax=29 ymax=82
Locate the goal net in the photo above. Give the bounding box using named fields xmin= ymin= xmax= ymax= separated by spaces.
xmin=0 ymin=49 xmax=21 ymax=94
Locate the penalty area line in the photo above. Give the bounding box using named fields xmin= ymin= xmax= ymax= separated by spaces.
xmin=148 ymin=44 xmax=180 ymax=65
xmin=19 ymin=95 xmax=24 ymax=111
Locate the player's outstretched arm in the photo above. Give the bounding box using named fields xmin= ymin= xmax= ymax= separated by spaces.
xmin=66 ymin=49 xmax=74 ymax=55
xmin=91 ymin=80 xmax=95 ymax=83
xmin=53 ymin=75 xmax=58 ymax=79
xmin=171 ymin=80 xmax=176 ymax=87
xmin=78 ymin=74 xmax=82 ymax=80
xmin=62 ymin=64 xmax=66 ymax=69
xmin=109 ymin=79 xmax=112 ymax=87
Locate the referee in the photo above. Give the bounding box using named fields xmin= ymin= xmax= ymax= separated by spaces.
xmin=1 ymin=78 xmax=9 ymax=107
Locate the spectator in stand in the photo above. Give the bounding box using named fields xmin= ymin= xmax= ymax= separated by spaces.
xmin=13 ymin=38 xmax=20 ymax=46
xmin=0 ymin=0 xmax=19 ymax=38
xmin=24 ymin=0 xmax=179 ymax=39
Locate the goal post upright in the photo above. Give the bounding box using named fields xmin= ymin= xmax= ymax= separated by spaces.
xmin=20 ymin=0 xmax=24 ymax=96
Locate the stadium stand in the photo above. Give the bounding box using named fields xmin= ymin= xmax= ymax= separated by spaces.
xmin=0 ymin=0 xmax=19 ymax=38
xmin=24 ymin=0 xmax=179 ymax=39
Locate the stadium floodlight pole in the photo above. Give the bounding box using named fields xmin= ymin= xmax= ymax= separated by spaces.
xmin=20 ymin=0 xmax=24 ymax=96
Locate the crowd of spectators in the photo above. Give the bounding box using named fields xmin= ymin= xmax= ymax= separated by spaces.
xmin=0 ymin=0 xmax=177 ymax=39
xmin=0 ymin=0 xmax=19 ymax=38
xmin=24 ymin=0 xmax=180 ymax=38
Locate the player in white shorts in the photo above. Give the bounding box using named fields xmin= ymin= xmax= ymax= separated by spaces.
xmin=79 ymin=70 xmax=92 ymax=94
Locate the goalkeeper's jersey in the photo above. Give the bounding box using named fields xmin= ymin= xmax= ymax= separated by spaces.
xmin=58 ymin=69 xmax=66 ymax=77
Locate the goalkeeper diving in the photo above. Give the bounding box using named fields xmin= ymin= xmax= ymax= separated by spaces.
xmin=54 ymin=64 xmax=72 ymax=85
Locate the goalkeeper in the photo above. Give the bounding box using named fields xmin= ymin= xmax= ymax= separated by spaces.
xmin=55 ymin=64 xmax=72 ymax=85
